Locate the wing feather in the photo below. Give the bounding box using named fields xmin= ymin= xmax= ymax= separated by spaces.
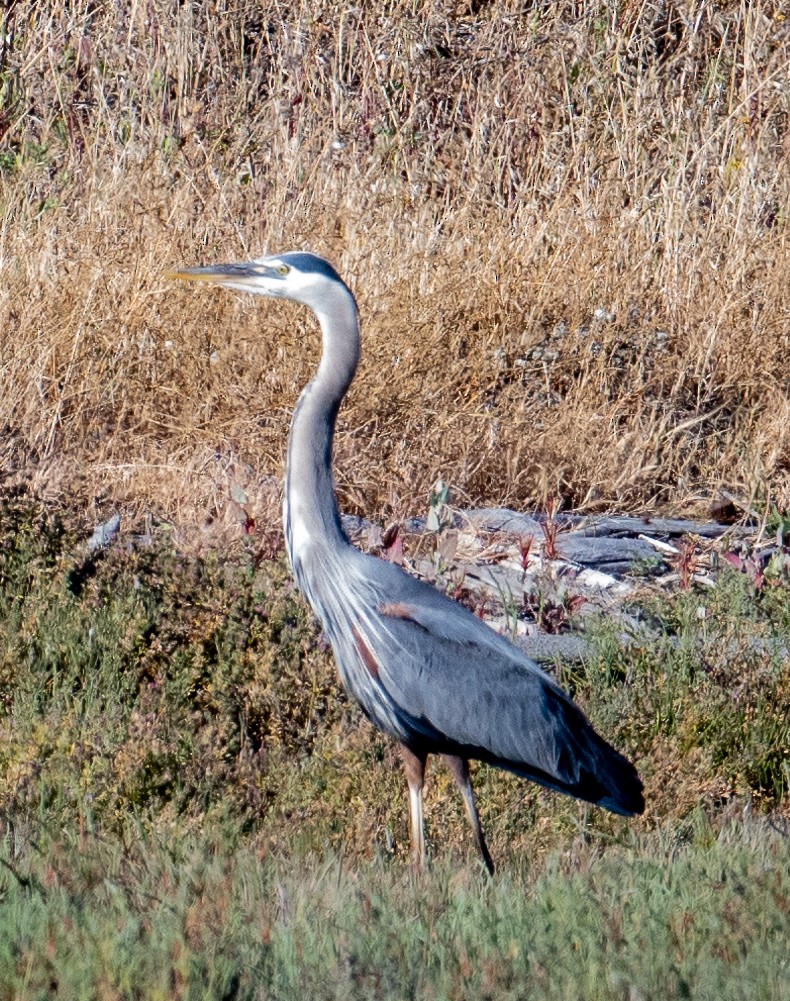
xmin=359 ymin=555 xmax=643 ymax=815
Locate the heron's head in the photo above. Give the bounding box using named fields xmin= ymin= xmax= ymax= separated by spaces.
xmin=168 ymin=251 xmax=349 ymax=313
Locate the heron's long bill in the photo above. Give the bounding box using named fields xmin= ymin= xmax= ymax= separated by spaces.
xmin=167 ymin=262 xmax=262 ymax=285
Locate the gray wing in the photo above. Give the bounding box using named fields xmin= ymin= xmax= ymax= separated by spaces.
xmin=374 ymin=588 xmax=579 ymax=763
xmin=357 ymin=555 xmax=643 ymax=815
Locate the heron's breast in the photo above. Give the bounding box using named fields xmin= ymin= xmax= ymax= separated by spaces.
xmin=325 ymin=618 xmax=412 ymax=742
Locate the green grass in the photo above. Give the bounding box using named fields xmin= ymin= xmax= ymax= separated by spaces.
xmin=1 ymin=821 xmax=789 ymax=1000
xmin=1 ymin=488 xmax=790 ymax=997
xmin=0 ymin=489 xmax=339 ymax=840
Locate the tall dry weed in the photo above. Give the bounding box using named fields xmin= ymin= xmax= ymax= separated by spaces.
xmin=0 ymin=0 xmax=789 ymax=529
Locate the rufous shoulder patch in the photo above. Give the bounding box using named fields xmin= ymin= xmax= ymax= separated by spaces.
xmin=352 ymin=626 xmax=380 ymax=680
xmin=377 ymin=601 xmax=419 ymax=619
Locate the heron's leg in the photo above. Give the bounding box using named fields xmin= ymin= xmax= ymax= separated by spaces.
xmin=399 ymin=744 xmax=427 ymax=869
xmin=442 ymin=754 xmax=495 ymax=875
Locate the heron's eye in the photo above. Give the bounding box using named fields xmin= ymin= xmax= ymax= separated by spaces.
xmin=277 ymin=264 xmax=290 ymax=276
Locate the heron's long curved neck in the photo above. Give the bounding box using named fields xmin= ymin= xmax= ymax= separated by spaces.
xmin=284 ymin=282 xmax=360 ymax=568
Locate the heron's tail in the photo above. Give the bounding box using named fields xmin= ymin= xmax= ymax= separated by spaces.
xmin=487 ymin=688 xmax=645 ymax=816
xmin=501 ymin=745 xmax=645 ymax=816
xmin=546 ymin=684 xmax=645 ymax=816
xmin=579 ymin=739 xmax=645 ymax=816
xmin=500 ymin=742 xmax=644 ymax=816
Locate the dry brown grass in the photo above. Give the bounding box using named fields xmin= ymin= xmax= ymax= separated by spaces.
xmin=2 ymin=0 xmax=790 ymax=531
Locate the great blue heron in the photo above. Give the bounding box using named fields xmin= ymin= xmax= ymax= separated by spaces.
xmin=171 ymin=251 xmax=644 ymax=873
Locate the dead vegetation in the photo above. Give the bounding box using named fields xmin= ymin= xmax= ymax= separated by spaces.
xmin=1 ymin=0 xmax=789 ymax=530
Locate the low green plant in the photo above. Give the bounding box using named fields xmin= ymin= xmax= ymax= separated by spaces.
xmin=0 ymin=490 xmax=338 ymax=840
xmin=1 ymin=819 xmax=789 ymax=1001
